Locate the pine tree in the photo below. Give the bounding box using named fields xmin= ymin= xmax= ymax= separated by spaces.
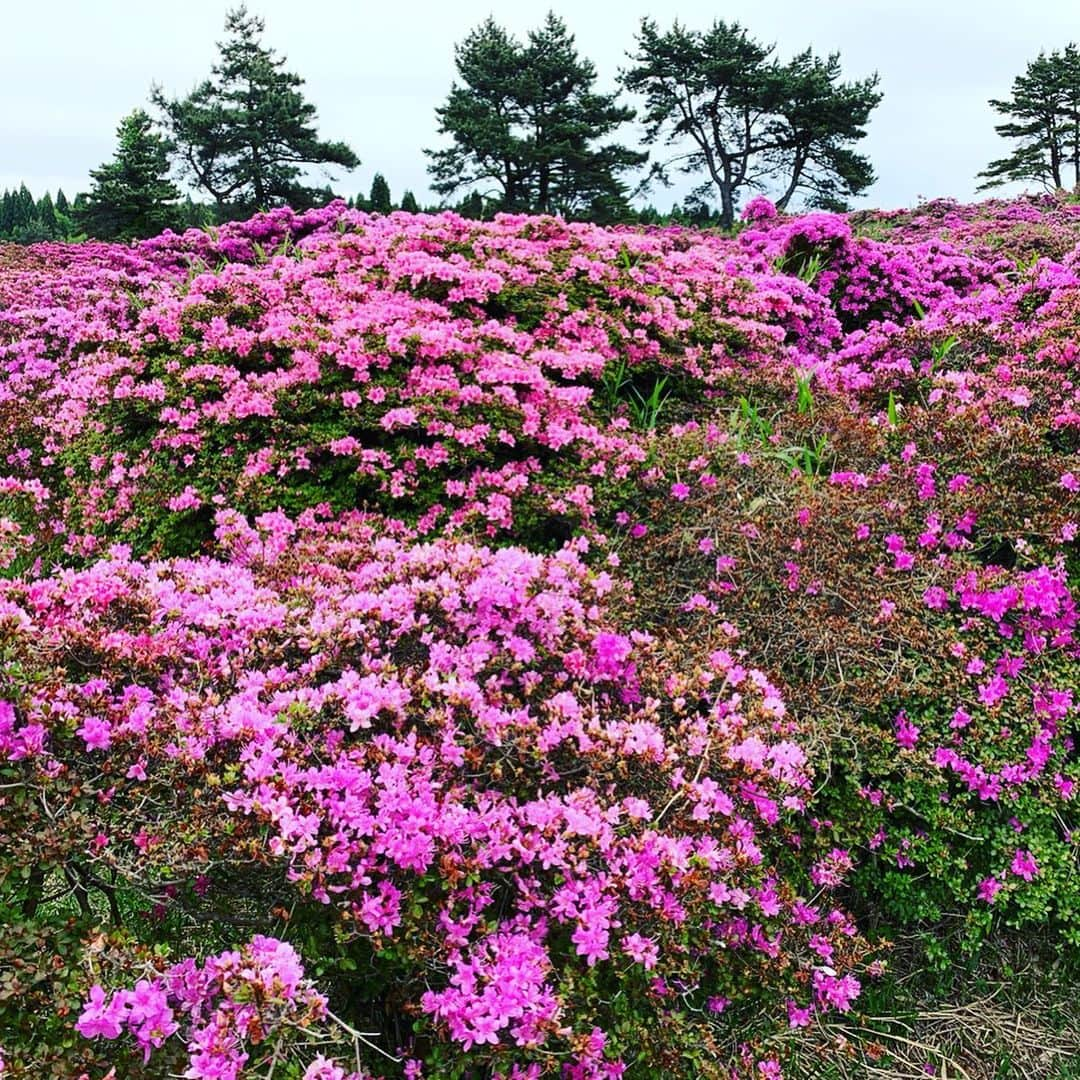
xmin=517 ymin=13 xmax=644 ymax=218
xmin=15 ymin=184 xmax=35 ymax=230
xmin=0 ymin=191 xmax=14 ymax=237
xmin=369 ymin=173 xmax=392 ymax=213
xmin=427 ymin=19 xmax=528 ymax=210
xmin=55 ymin=189 xmax=69 ymax=215
xmin=978 ymin=45 xmax=1080 ymax=191
xmin=427 ymin=14 xmax=644 ymax=217
xmin=458 ymin=191 xmax=485 ymax=219
xmin=400 ymin=190 xmax=420 ymax=213
xmin=623 ymin=19 xmax=880 ymax=226
xmin=77 ymin=109 xmax=182 ymax=240
xmin=37 ymin=192 xmax=57 ymax=237
xmin=153 ymin=5 xmax=359 ymax=217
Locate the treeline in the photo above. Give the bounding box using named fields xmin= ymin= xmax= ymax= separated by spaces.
xmin=4 ymin=3 xmax=1072 ymax=246
xmin=1 ymin=174 xmax=730 ymax=246
xmin=2 ymin=5 xmax=883 ymax=243
xmin=0 ymin=182 xmax=213 ymax=244
xmin=343 ymin=173 xmax=735 ymax=226
xmin=0 ymin=185 xmax=75 ymax=244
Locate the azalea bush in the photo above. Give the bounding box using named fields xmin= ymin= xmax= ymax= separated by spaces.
xmin=0 ymin=195 xmax=1077 ymax=1077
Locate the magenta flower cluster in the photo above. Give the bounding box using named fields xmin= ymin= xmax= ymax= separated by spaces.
xmin=0 ymin=192 xmax=1077 ymax=1078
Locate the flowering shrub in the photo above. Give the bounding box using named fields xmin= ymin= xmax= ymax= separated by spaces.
xmin=0 ymin=196 xmax=1078 ymax=1077
xmin=0 ymin=510 xmax=870 ymax=1077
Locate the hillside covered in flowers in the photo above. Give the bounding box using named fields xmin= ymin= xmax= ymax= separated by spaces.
xmin=0 ymin=195 xmax=1077 ymax=1079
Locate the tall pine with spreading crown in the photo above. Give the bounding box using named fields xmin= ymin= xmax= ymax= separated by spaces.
xmin=978 ymin=45 xmax=1080 ymax=192
xmin=153 ymin=5 xmax=358 ymax=217
xmin=622 ymin=19 xmax=880 ymax=227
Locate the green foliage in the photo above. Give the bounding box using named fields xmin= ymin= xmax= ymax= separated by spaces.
xmin=369 ymin=173 xmax=392 ymax=214
xmin=152 ymin=4 xmax=359 ymax=216
xmin=600 ymin=357 xmax=672 ymax=430
xmin=0 ymin=184 xmax=82 ymax=244
xmin=794 ymin=370 xmax=816 ymax=415
xmin=426 ymin=13 xmax=646 ymax=218
xmin=776 ymin=246 xmax=829 ymax=285
xmin=77 ymin=109 xmax=181 ymax=240
xmin=979 ymin=44 xmax=1080 ymax=192
xmin=622 ymin=18 xmax=881 ymax=226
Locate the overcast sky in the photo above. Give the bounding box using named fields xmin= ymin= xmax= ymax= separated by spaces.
xmin=1 ymin=0 xmax=1077 ymax=212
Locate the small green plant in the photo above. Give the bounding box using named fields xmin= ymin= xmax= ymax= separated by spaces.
xmin=928 ymin=334 xmax=959 ymax=375
xmin=736 ymin=395 xmax=776 ymax=446
xmin=795 ymin=370 xmax=816 ymax=416
xmin=774 ymin=433 xmax=831 ymax=481
xmin=774 ymin=249 xmax=829 ymax=286
xmin=796 ymin=250 xmax=827 ymax=285
xmin=600 ymin=358 xmax=672 ymax=431
xmin=627 ymin=374 xmax=671 ymax=431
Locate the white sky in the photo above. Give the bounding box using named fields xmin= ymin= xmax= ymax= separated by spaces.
xmin=0 ymin=0 xmax=1075 ymax=211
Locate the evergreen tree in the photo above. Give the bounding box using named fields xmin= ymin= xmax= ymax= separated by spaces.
xmin=458 ymin=191 xmax=485 ymax=219
xmin=369 ymin=173 xmax=392 ymax=213
xmin=0 ymin=191 xmax=14 ymax=237
xmin=153 ymin=5 xmax=359 ymax=217
xmin=622 ymin=19 xmax=880 ymax=227
xmin=53 ymin=189 xmax=73 ymax=239
xmin=178 ymin=196 xmax=214 ymax=230
xmin=764 ymin=49 xmax=881 ymax=211
xmin=519 ymin=13 xmax=645 ymax=218
xmin=428 ymin=19 xmax=528 ymax=210
xmin=427 ymin=13 xmax=644 ymax=217
xmin=400 ymin=190 xmax=420 ymax=213
xmin=77 ymin=109 xmax=182 ymax=240
xmin=37 ymin=192 xmax=57 ymax=237
xmin=978 ymin=45 xmax=1080 ymax=191
xmin=15 ymin=184 xmax=35 ymax=230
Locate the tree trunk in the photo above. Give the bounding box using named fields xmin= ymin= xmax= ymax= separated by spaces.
xmin=718 ymin=183 xmax=735 ymax=230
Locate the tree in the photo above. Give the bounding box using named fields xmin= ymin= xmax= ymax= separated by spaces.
xmin=621 ymin=19 xmax=880 ymax=227
xmin=978 ymin=45 xmax=1080 ymax=192
xmin=763 ymin=50 xmax=881 ymax=212
xmin=427 ymin=13 xmax=645 ymax=218
xmin=427 ymin=19 xmax=528 ymax=211
xmin=369 ymin=173 xmax=392 ymax=213
xmin=77 ymin=110 xmax=182 ymax=240
xmin=0 ymin=191 xmax=14 ymax=237
xmin=15 ymin=184 xmax=35 ymax=231
xmin=36 ymin=192 xmax=57 ymax=238
xmin=458 ymin=191 xmax=485 ymax=219
xmin=400 ymin=189 xmax=420 ymax=213
xmin=153 ymin=5 xmax=359 ymax=217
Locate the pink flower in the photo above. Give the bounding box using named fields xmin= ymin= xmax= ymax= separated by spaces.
xmin=894 ymin=712 xmax=920 ymax=749
xmin=1010 ymin=849 xmax=1039 ymax=881
xmin=77 ymin=716 xmax=113 ymax=752
xmin=621 ymin=933 xmax=659 ymax=970
xmin=76 ymin=985 xmax=129 ymax=1041
xmin=787 ymin=1000 xmax=814 ymax=1027
xmin=742 ymin=196 xmax=778 ymax=222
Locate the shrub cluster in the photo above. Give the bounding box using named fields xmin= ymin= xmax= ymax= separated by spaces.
xmin=0 ymin=195 xmax=1076 ymax=1077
